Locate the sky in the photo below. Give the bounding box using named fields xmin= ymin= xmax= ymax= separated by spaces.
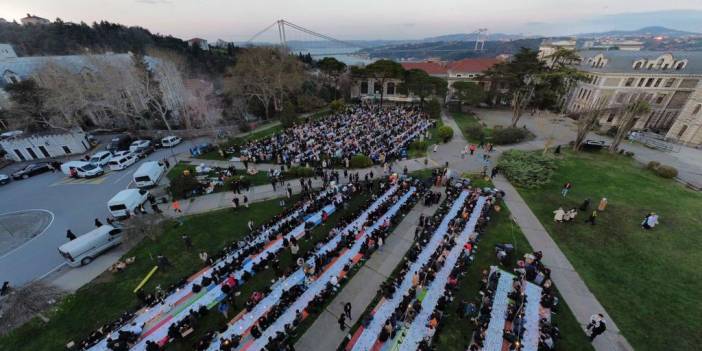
xmin=2 ymin=0 xmax=702 ymax=41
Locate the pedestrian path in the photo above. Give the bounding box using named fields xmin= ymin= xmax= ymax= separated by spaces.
xmin=491 ymin=174 xmax=634 ymax=351
xmin=294 ymin=191 xmax=441 ymax=351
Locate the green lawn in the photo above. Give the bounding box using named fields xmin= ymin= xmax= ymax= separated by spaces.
xmin=407 ymin=120 xmax=444 ymax=159
xmin=433 ymin=186 xmax=592 ymax=351
xmin=0 ymin=198 xmax=295 ymax=351
xmin=167 ymin=162 xmax=270 ymax=187
xmin=516 ymin=150 xmax=702 ymax=351
xmin=452 ymin=112 xmax=490 ymax=144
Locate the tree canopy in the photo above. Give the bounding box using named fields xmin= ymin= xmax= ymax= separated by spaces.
xmin=451 ymin=81 xmax=485 ymax=106
xmin=400 ymin=69 xmax=448 ymax=104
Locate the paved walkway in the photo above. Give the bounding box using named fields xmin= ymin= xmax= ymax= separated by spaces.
xmin=295 ymin=195 xmax=439 ymax=351
xmin=492 ymin=174 xmax=633 ymax=351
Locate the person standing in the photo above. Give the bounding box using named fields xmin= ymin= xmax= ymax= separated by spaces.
xmin=469 ymin=144 xmax=476 ymax=155
xmin=232 ymin=196 xmax=240 ymax=209
xmin=561 ymin=182 xmax=572 ymax=197
xmin=218 ymin=301 xmax=230 ymax=319
xmin=94 ymin=218 xmax=103 ymax=227
xmin=182 ymin=234 xmax=193 ymax=250
xmin=344 ymin=302 xmax=352 ymax=320
xmin=585 ymin=210 xmax=597 ymax=225
xmin=172 ymin=200 xmax=182 ymax=214
xmin=579 ymin=198 xmax=591 ymax=211
xmin=597 ymin=197 xmax=608 ymax=211
xmin=287 ymin=185 xmax=293 ymax=199
xmin=243 ymin=195 xmax=249 ymax=208
xmin=248 ymin=219 xmax=255 ymax=231
xmin=66 ymin=229 xmax=77 ymax=241
xmin=587 ymin=313 xmax=607 ymax=342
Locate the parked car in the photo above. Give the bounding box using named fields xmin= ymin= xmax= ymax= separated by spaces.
xmin=161 ymin=135 xmax=182 ymax=148
xmin=107 ymin=189 xmax=149 ymax=218
xmin=136 ymin=144 xmax=156 ymax=158
xmin=112 ymin=150 xmax=134 ymax=159
xmin=89 ymin=151 xmax=113 ymax=167
xmin=129 ymin=140 xmax=152 ymax=153
xmin=108 ymin=154 xmax=138 ymax=171
xmin=107 ymin=134 xmax=133 ymax=152
xmin=11 ymin=162 xmax=51 ymax=180
xmin=0 ymin=174 xmax=10 ymax=185
xmin=58 ymin=225 xmax=123 ymax=266
xmin=133 ymin=161 xmax=166 ymax=188
xmin=60 ymin=161 xmax=104 ymax=178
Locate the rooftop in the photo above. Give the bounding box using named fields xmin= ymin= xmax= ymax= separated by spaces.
xmin=577 ymin=50 xmax=702 ymax=75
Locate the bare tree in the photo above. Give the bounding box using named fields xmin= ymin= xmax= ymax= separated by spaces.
xmin=609 ymin=99 xmax=651 ymax=153
xmin=571 ymin=96 xmax=610 ymax=151
xmin=225 ymin=47 xmax=304 ymax=119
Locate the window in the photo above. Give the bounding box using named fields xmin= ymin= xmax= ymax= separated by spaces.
xmin=360 ymin=81 xmax=369 ymax=94
xmin=373 ymin=82 xmax=381 ymax=94
xmin=645 ymin=78 xmax=654 ymax=87
xmin=13 ymin=149 xmax=26 ymax=161
xmin=624 ymin=77 xmax=635 ymax=87
xmin=675 ymin=62 xmax=685 ymax=70
xmin=655 ymin=94 xmax=667 ymax=105
xmin=678 ymin=125 xmax=688 ymax=137
xmin=654 ymin=78 xmax=662 ymax=87
xmin=615 ymin=93 xmax=627 ymax=104
xmin=662 ymin=64 xmax=669 ymax=70
xmin=633 ymin=62 xmax=642 ymax=70
xmin=386 ymin=82 xmax=395 ymax=95
xmin=664 ymin=78 xmax=676 ymax=88
xmin=25 ymin=148 xmax=38 ymax=160
xmin=637 ymin=78 xmax=645 ymax=87
xmin=607 ymin=113 xmax=616 ymax=122
xmin=62 ymin=146 xmax=72 ymax=154
xmin=693 ymin=104 xmax=701 ymax=115
xmin=38 ymin=146 xmax=50 ymax=158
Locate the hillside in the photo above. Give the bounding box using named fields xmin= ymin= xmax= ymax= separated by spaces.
xmin=362 ymin=38 xmax=541 ymax=61
xmin=575 ymin=26 xmax=700 ymax=38
xmin=0 ymin=20 xmax=239 ymax=77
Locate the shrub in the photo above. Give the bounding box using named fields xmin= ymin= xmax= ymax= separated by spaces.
xmin=625 ymin=151 xmax=635 ymax=157
xmin=497 ymin=150 xmax=557 ymax=188
xmin=349 ymin=154 xmax=373 ymax=169
xmin=606 ymin=126 xmax=618 ymax=137
xmin=653 ymin=164 xmax=678 ymax=179
xmin=285 ymin=166 xmax=315 ymax=178
xmin=169 ymin=174 xmax=201 ymax=199
xmin=647 ymin=161 xmax=661 ymax=170
xmin=464 ymin=125 xmax=485 ymax=141
xmin=329 ymin=99 xmax=346 ymax=113
xmin=491 ymin=126 xmax=531 ymax=145
xmin=409 ymin=140 xmax=429 ymax=152
xmin=438 ymin=126 xmax=454 ymax=143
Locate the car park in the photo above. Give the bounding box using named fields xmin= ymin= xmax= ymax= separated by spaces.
xmin=58 ymin=225 xmax=123 ymax=267
xmin=0 ymin=174 xmax=10 ymax=185
xmin=11 ymin=162 xmax=51 ymax=180
xmin=89 ymin=151 xmax=113 ymax=167
xmin=108 ymin=154 xmax=138 ymax=171
xmin=161 ymin=135 xmax=182 ymax=148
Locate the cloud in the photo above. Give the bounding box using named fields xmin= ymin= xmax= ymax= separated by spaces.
xmin=136 ymin=0 xmax=172 ymax=4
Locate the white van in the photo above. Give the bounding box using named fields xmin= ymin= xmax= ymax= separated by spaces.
xmin=60 ymin=161 xmax=104 ymax=178
xmin=58 ymin=225 xmax=123 ymax=267
xmin=90 ymin=151 xmax=113 ymax=167
xmin=108 ymin=155 xmax=138 ymax=171
xmin=108 ymin=189 xmax=149 ymax=218
xmin=133 ymin=161 xmax=166 ymax=188
xmin=161 ymin=135 xmax=182 ymax=148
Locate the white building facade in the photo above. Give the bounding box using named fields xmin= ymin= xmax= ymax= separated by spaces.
xmin=566 ymin=50 xmax=702 ymax=146
xmin=1 ymin=130 xmax=90 ymax=161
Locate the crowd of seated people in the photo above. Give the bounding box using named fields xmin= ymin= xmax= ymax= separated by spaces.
xmin=212 ymin=177 xmax=424 ymax=351
xmin=238 ymin=104 xmax=433 ymax=166
xmin=469 ymin=250 xmax=561 ymax=351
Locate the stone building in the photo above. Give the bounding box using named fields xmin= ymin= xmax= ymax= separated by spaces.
xmin=566 ymin=50 xmax=702 ymax=146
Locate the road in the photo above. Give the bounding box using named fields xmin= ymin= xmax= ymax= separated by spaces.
xmin=0 ymin=139 xmax=206 ymax=287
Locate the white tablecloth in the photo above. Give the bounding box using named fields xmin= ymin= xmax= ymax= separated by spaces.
xmin=351 ymin=190 xmax=470 ymax=351
xmin=482 ymin=269 xmax=513 ymax=351
xmin=522 ymin=282 xmax=543 ymax=351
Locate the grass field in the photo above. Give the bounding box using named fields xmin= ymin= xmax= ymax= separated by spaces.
xmin=166 ymin=162 xmax=270 ymax=187
xmin=0 ymin=197 xmax=296 ymax=351
xmin=516 ymin=150 xmax=702 ymax=351
xmin=452 ymin=112 xmax=489 ymax=144
xmin=432 ymin=178 xmax=592 ymax=351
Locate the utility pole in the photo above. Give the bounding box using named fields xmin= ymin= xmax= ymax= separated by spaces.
xmin=474 ymin=28 xmax=488 ymax=51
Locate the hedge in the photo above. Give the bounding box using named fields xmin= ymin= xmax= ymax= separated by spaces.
xmin=349 ymin=154 xmax=373 ymax=169
xmin=285 ymin=166 xmax=315 ymax=178
xmin=491 ymin=126 xmax=531 ymax=145
xmin=497 ymin=150 xmax=557 ymax=188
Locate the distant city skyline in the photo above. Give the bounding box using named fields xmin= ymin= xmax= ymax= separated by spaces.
xmin=1 ymin=1 xmax=702 ymax=41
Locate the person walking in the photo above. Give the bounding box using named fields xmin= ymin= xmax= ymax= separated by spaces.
xmin=561 ymin=182 xmax=572 ymax=197
xmin=66 ymin=229 xmax=77 ymax=241
xmin=243 ymin=195 xmax=249 ymax=208
xmin=344 ymin=302 xmax=352 ymax=320
xmin=172 ymin=200 xmax=182 ymax=214
xmin=248 ymin=219 xmax=255 ymax=231
xmin=587 ymin=313 xmax=607 ymax=342
xmin=232 ymin=196 xmax=240 ymax=209
xmin=338 ymin=313 xmax=347 ymax=331
xmin=218 ymin=301 xmax=230 ymax=319
xmin=469 ymin=144 xmax=476 ymax=155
